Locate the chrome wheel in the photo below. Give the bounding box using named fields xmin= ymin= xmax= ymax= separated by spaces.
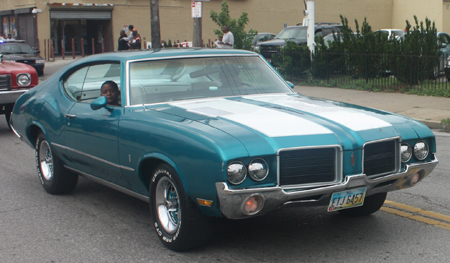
xmin=155 ymin=177 xmax=180 ymax=234
xmin=38 ymin=140 xmax=53 ymax=181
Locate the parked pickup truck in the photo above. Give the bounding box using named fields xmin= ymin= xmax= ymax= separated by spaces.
xmin=257 ymin=23 xmax=342 ymax=62
xmin=0 ymin=54 xmax=38 ymax=127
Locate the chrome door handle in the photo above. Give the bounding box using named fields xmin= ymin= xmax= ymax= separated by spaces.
xmin=65 ymin=114 xmax=76 ymax=118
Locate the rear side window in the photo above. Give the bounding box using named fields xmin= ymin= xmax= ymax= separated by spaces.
xmin=64 ymin=63 xmax=121 ymax=103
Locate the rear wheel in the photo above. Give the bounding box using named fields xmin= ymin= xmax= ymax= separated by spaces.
xmin=35 ymin=133 xmax=78 ymax=194
xmin=149 ymin=164 xmax=213 ymax=251
xmin=338 ymin=192 xmax=387 ymax=217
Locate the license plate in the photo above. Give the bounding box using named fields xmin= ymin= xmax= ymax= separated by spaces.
xmin=328 ymin=187 xmax=366 ymax=212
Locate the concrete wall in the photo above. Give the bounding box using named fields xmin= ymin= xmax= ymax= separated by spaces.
xmin=442 ymin=2 xmax=450 ymax=34
xmin=314 ymin=0 xmax=394 ymax=31
xmin=392 ymin=0 xmax=442 ymax=31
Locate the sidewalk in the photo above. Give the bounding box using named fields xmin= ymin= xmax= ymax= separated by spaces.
xmin=44 ymin=56 xmax=450 ymax=131
xmin=296 ymin=86 xmax=450 ymax=131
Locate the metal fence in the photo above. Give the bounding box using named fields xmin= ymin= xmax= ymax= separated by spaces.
xmin=270 ymin=51 xmax=450 ymax=94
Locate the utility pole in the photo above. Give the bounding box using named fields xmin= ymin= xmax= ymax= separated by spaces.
xmin=192 ymin=2 xmax=202 ymax=47
xmin=303 ymin=0 xmax=315 ymax=54
xmin=150 ymin=0 xmax=162 ymax=49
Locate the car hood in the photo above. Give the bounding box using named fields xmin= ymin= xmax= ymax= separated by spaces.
xmin=0 ymin=61 xmax=35 ymax=72
xmin=1 ymin=54 xmax=42 ymax=60
xmin=258 ymin=39 xmax=306 ymax=47
xmin=151 ymin=93 xmax=432 ymax=156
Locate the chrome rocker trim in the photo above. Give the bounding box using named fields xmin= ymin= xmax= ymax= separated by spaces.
xmin=216 ymin=155 xmax=439 ymax=219
xmin=65 ymin=166 xmax=149 ymax=203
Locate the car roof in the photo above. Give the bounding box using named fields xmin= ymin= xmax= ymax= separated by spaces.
xmin=0 ymin=40 xmax=26 ymax=44
xmin=69 ymin=48 xmax=258 ymax=64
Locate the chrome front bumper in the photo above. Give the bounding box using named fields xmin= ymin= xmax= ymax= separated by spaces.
xmin=215 ymin=156 xmax=439 ymax=219
xmin=0 ymin=89 xmax=27 ymax=105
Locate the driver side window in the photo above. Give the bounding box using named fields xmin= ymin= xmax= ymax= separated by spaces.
xmin=64 ymin=63 xmax=121 ymax=103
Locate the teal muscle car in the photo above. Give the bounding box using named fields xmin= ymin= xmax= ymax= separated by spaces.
xmin=10 ymin=48 xmax=438 ymax=251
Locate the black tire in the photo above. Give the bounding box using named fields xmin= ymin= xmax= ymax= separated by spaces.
xmin=35 ymin=133 xmax=78 ymax=194
xmin=149 ymin=164 xmax=213 ymax=251
xmin=338 ymin=192 xmax=387 ymax=217
xmin=37 ymin=69 xmax=44 ymax=76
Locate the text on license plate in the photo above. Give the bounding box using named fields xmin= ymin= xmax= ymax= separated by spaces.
xmin=328 ymin=187 xmax=367 ymax=212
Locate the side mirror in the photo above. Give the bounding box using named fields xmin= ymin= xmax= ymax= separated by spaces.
xmin=91 ymin=96 xmax=113 ymax=111
xmin=35 ymin=50 xmax=41 ymax=55
xmin=286 ymin=81 xmax=295 ymax=89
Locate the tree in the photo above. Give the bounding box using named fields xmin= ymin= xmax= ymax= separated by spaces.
xmin=210 ymin=1 xmax=257 ymax=50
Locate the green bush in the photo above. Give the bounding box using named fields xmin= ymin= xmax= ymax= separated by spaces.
xmin=276 ymin=15 xmax=442 ymax=89
xmin=275 ymin=41 xmax=311 ymax=81
xmin=210 ymin=1 xmax=257 ymax=50
xmin=387 ymin=16 xmax=439 ymax=84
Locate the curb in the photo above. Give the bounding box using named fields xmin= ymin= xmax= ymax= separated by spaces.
xmin=418 ymin=119 xmax=450 ymax=132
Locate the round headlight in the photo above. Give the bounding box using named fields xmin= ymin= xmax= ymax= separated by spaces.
xmin=17 ymin=73 xmax=31 ymax=86
xmin=227 ymin=161 xmax=247 ymax=185
xmin=248 ymin=158 xmax=269 ymax=181
xmin=400 ymin=143 xmax=412 ymax=163
xmin=413 ymin=141 xmax=429 ymax=161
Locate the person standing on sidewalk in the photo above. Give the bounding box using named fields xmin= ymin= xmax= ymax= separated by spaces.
xmin=217 ymin=25 xmax=234 ymax=49
xmin=120 ymin=25 xmax=136 ymax=44
xmin=118 ymin=30 xmax=129 ymax=51
xmin=129 ymin=29 xmax=142 ymax=49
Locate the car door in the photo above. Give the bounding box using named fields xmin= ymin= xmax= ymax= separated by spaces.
xmin=62 ymin=62 xmax=130 ymax=189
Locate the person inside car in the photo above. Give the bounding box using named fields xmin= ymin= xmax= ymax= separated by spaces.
xmin=101 ymin=80 xmax=121 ymax=106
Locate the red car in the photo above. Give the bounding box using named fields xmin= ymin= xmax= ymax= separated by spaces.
xmin=0 ymin=54 xmax=38 ymax=127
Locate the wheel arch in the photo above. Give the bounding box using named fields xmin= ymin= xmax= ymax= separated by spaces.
xmin=138 ymin=153 xmax=187 ymax=193
xmin=26 ymin=122 xmax=46 ymax=147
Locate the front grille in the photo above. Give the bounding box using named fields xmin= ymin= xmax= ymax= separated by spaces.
xmin=0 ymin=74 xmax=11 ymax=91
xmin=279 ymin=147 xmax=338 ymax=186
xmin=16 ymin=59 xmax=36 ymax=66
xmin=364 ymin=139 xmax=397 ymax=177
xmin=260 ymin=46 xmax=281 ymax=57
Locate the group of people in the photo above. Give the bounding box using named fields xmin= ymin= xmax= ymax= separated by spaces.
xmin=118 ymin=25 xmax=142 ymax=51
xmin=0 ymin=33 xmax=15 ymax=41
xmin=118 ymin=24 xmax=234 ymax=50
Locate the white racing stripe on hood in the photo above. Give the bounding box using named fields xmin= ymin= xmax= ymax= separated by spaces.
xmin=246 ymin=94 xmax=392 ymax=131
xmin=169 ymin=98 xmax=332 ymax=137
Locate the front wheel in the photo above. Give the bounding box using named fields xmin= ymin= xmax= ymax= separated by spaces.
xmin=338 ymin=192 xmax=387 ymax=217
xmin=149 ymin=164 xmax=213 ymax=251
xmin=35 ymin=133 xmax=78 ymax=194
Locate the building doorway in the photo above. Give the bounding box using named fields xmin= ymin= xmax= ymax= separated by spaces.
xmin=50 ymin=9 xmax=112 ymax=55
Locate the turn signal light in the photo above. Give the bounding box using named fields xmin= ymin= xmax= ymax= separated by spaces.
xmin=196 ymin=198 xmax=213 ymax=207
xmin=243 ymin=195 xmax=264 ymax=215
xmin=411 ymin=173 xmax=420 ymax=185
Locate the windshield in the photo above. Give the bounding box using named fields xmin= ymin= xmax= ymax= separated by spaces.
xmin=275 ymin=27 xmax=307 ymax=40
xmin=129 ymin=56 xmax=293 ymax=105
xmin=0 ymin=43 xmax=35 ymax=54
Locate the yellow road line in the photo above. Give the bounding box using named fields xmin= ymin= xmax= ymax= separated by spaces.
xmin=382 ymin=200 xmax=450 ymax=230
